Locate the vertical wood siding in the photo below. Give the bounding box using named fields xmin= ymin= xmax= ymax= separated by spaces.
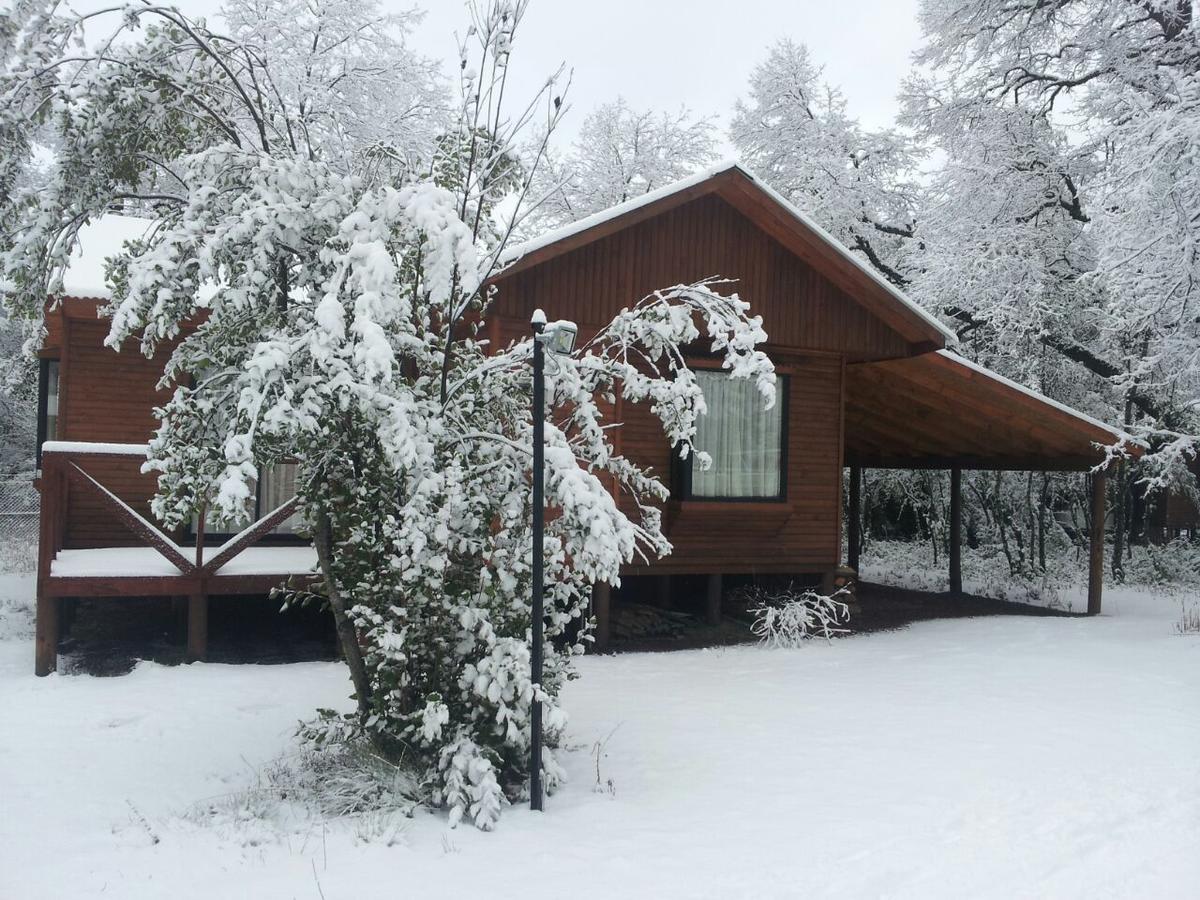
xmin=58 ymin=319 xmax=172 ymax=549
xmin=492 ymin=193 xmax=911 ymax=361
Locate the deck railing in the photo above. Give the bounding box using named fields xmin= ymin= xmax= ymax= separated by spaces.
xmin=35 ymin=441 xmax=308 ymax=675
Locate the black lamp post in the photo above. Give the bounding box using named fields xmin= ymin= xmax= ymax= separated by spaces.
xmin=529 ymin=308 xmax=576 ymax=813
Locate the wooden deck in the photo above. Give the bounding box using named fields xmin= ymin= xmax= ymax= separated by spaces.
xmin=35 ymin=442 xmax=316 ymax=675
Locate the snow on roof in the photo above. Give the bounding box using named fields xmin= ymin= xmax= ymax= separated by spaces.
xmin=60 ymin=213 xmax=157 ymax=300
xmin=499 ymin=160 xmax=956 ymax=343
xmin=936 ymin=349 xmax=1132 ymax=445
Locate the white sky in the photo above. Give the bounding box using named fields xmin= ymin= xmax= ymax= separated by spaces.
xmin=147 ymin=0 xmax=925 ymax=144
xmin=409 ymin=0 xmax=925 ymax=136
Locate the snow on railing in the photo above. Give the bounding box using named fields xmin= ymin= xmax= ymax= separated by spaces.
xmin=41 ymin=440 xmax=149 ymax=456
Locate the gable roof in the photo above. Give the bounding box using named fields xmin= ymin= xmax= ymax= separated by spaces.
xmin=497 ymin=160 xmax=955 ymax=347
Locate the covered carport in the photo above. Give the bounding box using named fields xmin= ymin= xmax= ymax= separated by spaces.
xmin=843 ymin=349 xmax=1142 ymax=613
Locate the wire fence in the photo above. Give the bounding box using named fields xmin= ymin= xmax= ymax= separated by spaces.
xmin=0 ymin=476 xmax=38 ymax=574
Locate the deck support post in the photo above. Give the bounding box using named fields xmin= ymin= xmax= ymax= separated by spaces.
xmin=591 ymin=582 xmax=611 ymax=651
xmin=847 ymin=466 xmax=862 ymax=573
xmin=187 ymin=590 xmax=208 ymax=662
xmin=705 ymin=574 xmax=723 ymax=625
xmin=1088 ymin=470 xmax=1106 ymax=616
xmin=34 ymin=588 xmax=59 ymax=677
xmin=949 ymin=467 xmax=963 ymax=599
xmin=655 ymin=574 xmax=672 ymax=610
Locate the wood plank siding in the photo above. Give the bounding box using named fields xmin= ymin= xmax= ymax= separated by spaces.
xmin=48 ymin=312 xmax=175 ymax=549
xmin=489 ymin=194 xmax=888 ymax=576
xmin=491 ymin=193 xmax=915 ymax=361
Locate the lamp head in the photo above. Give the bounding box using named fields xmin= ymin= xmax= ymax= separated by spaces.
xmin=542 ymin=320 xmax=578 ymax=356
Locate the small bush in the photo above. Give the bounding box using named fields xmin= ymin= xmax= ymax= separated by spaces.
xmin=187 ymin=737 xmax=419 ymax=844
xmin=738 ymin=583 xmax=850 ymax=648
xmin=1124 ymin=539 xmax=1200 ymax=591
xmin=1176 ymin=601 xmax=1200 ymax=636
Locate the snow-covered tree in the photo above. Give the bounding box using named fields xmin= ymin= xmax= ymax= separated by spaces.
xmin=0 ymin=313 xmax=37 ymax=473
xmin=900 ymin=96 xmax=1107 ymax=405
xmin=0 ymin=0 xmax=774 ymax=829
xmin=912 ymin=0 xmax=1200 ymax=484
xmin=526 ymin=97 xmax=718 ymax=232
xmin=731 ymin=39 xmax=919 ymax=285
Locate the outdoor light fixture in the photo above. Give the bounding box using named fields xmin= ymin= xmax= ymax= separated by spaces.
xmin=528 ymin=308 xmax=577 ymax=813
xmin=542 ymin=318 xmax=578 ymax=356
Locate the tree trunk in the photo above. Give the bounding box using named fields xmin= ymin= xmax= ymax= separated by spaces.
xmin=313 ymin=506 xmax=374 ymax=723
xmin=1037 ymin=473 xmax=1050 ymax=572
xmin=1111 ymin=459 xmax=1126 ymax=582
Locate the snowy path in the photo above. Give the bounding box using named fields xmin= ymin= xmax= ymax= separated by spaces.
xmin=1 ymin=575 xmax=1197 ymax=899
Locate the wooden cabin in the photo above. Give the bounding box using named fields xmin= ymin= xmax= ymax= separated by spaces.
xmin=31 ymin=163 xmax=1136 ymax=675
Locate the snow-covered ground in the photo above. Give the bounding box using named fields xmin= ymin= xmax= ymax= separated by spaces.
xmin=2 ymin=572 xmax=1198 ymax=899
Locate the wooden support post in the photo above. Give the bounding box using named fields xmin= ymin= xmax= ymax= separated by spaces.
xmin=1088 ymin=470 xmax=1106 ymax=616
xmin=591 ymin=582 xmax=611 ymax=652
xmin=706 ymin=574 xmax=723 ymax=626
xmin=171 ymin=595 xmax=188 ymax=643
xmin=34 ymin=587 xmax=59 ymax=677
xmin=655 ymin=574 xmax=672 ymax=610
xmin=949 ymin=466 xmax=963 ymax=599
xmin=848 ymin=466 xmax=862 ymax=573
xmin=35 ymin=457 xmax=66 ymax=676
xmin=187 ymin=590 xmax=208 ymax=662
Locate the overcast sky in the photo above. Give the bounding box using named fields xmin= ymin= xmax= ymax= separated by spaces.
xmin=406 ymin=0 xmax=926 ymax=138
xmin=82 ymin=0 xmax=927 ymax=142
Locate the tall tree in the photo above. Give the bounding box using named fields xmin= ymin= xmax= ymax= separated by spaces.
xmin=900 ymin=96 xmax=1106 ymax=411
xmin=730 ymin=39 xmax=919 ymax=285
xmin=913 ymin=0 xmax=1200 ymax=485
xmin=526 ymin=97 xmax=718 ymax=232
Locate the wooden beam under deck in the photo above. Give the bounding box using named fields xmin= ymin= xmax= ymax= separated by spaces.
xmin=42 ymin=572 xmax=316 ymax=598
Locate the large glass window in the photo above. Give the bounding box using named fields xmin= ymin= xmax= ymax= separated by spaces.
xmin=685 ymin=370 xmax=786 ymax=500
xmin=191 ymin=462 xmax=301 ymax=537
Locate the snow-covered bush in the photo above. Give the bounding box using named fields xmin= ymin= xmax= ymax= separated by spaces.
xmin=0 ymin=1 xmax=773 ymax=829
xmin=1177 ymin=601 xmax=1200 ymax=636
xmin=858 ymin=538 xmax=1071 ymax=609
xmin=741 ymin=584 xmax=850 ymax=648
xmin=188 ymin=738 xmax=418 ymax=846
xmin=1123 ymin=539 xmax=1200 ymax=591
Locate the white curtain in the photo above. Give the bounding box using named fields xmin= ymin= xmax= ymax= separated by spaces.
xmin=691 ymin=371 xmax=783 ymax=498
xmin=193 ymin=463 xmax=301 ymax=535
xmin=259 ymin=462 xmax=302 ymax=534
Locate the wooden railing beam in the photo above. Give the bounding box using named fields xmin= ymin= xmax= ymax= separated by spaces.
xmin=65 ymin=462 xmax=195 ymax=575
xmin=201 ymin=496 xmax=299 ymax=576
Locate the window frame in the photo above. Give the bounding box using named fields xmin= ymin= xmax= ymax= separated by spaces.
xmin=36 ymin=358 xmax=59 ymax=467
xmin=673 ymin=370 xmax=790 ymax=503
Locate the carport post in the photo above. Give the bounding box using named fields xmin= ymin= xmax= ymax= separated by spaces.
xmin=847 ymin=465 xmax=862 ymax=573
xmin=949 ymin=467 xmax=962 ymax=599
xmin=1088 ymin=469 xmax=1106 ymax=616
xmin=591 ymin=582 xmax=611 ymax=651
xmin=705 ymin=574 xmax=723 ymax=625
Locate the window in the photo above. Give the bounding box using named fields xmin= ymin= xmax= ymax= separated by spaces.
xmin=260 ymin=462 xmax=302 ymax=534
xmin=679 ymin=370 xmax=787 ymax=500
xmin=36 ymin=359 xmax=59 ymax=465
xmin=191 ymin=462 xmax=302 ymax=538
xmin=187 ymin=363 xmax=301 ymax=538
